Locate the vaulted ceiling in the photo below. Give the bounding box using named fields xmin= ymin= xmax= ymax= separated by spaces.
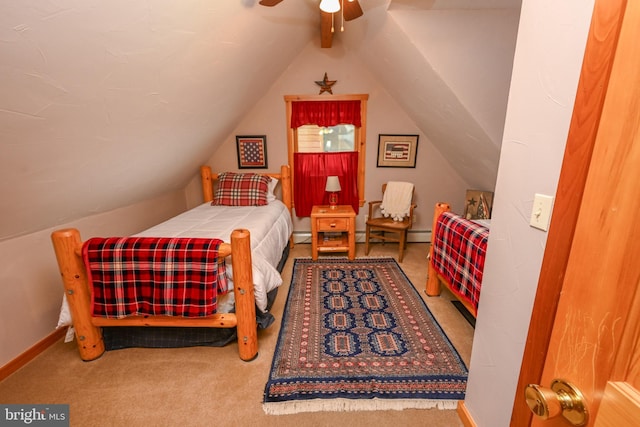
xmin=0 ymin=0 xmax=521 ymax=240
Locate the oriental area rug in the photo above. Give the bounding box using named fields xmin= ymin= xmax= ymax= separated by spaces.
xmin=262 ymin=257 xmax=468 ymax=415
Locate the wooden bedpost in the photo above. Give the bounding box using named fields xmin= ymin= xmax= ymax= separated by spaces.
xmin=279 ymin=164 xmax=292 ymax=210
xmin=51 ymin=228 xmax=105 ymax=361
xmin=279 ymin=164 xmax=294 ymax=248
xmin=230 ymin=228 xmax=259 ymax=361
xmin=426 ymin=202 xmax=451 ymax=297
xmin=200 ymin=165 xmax=214 ymax=203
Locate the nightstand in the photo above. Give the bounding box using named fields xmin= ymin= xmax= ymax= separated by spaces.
xmin=311 ymin=205 xmax=356 ymax=260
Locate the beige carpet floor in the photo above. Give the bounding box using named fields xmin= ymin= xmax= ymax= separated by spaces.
xmin=0 ymin=242 xmax=474 ymax=427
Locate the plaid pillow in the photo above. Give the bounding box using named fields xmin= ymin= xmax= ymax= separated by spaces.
xmin=212 ymin=172 xmax=271 ymax=206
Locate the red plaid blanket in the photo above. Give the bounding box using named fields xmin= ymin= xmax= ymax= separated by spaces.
xmin=82 ymin=237 xmax=228 ymax=319
xmin=430 ymin=212 xmax=489 ymax=314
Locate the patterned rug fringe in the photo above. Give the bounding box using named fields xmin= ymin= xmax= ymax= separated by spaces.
xmin=263 ymin=398 xmax=459 ymax=415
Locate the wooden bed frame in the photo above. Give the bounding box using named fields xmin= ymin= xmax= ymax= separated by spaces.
xmin=426 ymin=202 xmax=478 ymax=318
xmin=51 ymin=165 xmax=292 ymax=362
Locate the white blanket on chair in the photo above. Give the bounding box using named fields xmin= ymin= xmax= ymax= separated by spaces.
xmin=380 ymin=182 xmax=414 ymax=221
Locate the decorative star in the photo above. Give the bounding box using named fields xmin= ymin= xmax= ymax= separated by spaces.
xmin=467 ymin=197 xmax=477 ymax=207
xmin=315 ymin=72 xmax=337 ymax=95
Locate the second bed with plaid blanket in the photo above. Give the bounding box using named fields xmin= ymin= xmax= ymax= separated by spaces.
xmin=430 ymin=211 xmax=489 ymax=315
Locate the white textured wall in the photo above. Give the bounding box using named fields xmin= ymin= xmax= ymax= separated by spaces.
xmin=0 ymin=191 xmax=186 ymax=367
xmin=464 ymin=1 xmax=595 ymax=425
xmin=0 ymin=1 xmax=317 ymax=241
xmin=351 ymin=3 xmax=520 ymax=193
xmin=391 ymin=8 xmax=520 ymax=148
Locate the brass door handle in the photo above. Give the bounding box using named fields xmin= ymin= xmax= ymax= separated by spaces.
xmin=525 ymin=379 xmax=588 ymax=426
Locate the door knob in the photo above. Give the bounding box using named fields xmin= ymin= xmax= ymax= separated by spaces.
xmin=524 ymin=379 xmax=588 ymax=426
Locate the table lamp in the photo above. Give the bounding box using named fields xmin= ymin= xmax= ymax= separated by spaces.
xmin=325 ymin=176 xmax=341 ymax=209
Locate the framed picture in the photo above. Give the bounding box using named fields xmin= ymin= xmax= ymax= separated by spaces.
xmin=376 ymin=134 xmax=419 ymax=168
xmin=236 ymin=135 xmax=268 ymax=169
xmin=463 ymin=190 xmax=494 ymax=220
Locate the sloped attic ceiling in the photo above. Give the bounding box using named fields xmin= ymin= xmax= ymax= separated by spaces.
xmin=0 ymin=0 xmax=520 ymax=241
xmin=0 ymin=0 xmax=317 ymax=240
xmin=345 ymin=0 xmax=520 ymax=191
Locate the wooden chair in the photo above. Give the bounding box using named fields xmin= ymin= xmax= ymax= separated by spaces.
xmin=365 ymin=183 xmax=416 ymax=262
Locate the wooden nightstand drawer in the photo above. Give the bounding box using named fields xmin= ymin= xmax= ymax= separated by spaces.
xmin=317 ymin=218 xmax=348 ymax=231
xmin=310 ymin=205 xmax=356 ymax=261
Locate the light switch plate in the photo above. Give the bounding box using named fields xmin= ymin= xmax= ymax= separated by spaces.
xmin=530 ymin=194 xmax=554 ymax=231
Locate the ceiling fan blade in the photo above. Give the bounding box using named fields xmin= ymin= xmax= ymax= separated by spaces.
xmin=320 ymin=11 xmax=333 ymax=48
xmin=343 ymin=0 xmax=363 ymax=21
xmin=258 ymin=0 xmax=284 ymax=6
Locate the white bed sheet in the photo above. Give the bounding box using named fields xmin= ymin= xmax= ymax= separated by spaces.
xmin=57 ymin=200 xmax=292 ymax=334
xmin=134 ymin=200 xmax=293 ymax=313
xmin=471 ymin=218 xmax=491 ymax=229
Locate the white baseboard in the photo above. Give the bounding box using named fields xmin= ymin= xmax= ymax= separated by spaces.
xmin=293 ymin=230 xmax=432 ymax=245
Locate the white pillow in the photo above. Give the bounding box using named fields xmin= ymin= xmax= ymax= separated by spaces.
xmin=267 ymin=178 xmax=278 ymax=202
xmin=57 ymin=293 xmax=72 ymax=328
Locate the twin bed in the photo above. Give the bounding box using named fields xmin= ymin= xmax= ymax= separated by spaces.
xmin=52 ymin=165 xmax=293 ymax=362
xmin=426 ymin=202 xmax=490 ymax=318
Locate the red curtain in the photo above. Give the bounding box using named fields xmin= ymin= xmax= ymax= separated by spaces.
xmin=294 ymin=152 xmax=359 ymax=217
xmin=291 ymin=100 xmax=361 ymax=128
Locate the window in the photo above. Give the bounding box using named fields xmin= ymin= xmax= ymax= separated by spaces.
xmin=285 ymin=94 xmax=368 ymax=210
xmin=297 ymin=124 xmax=355 ymax=153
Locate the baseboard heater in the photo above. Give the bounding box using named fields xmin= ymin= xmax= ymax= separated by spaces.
xmin=293 ymin=230 xmax=432 ymax=245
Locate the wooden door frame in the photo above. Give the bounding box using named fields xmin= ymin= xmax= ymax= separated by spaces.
xmin=509 ymin=1 xmax=628 ymax=425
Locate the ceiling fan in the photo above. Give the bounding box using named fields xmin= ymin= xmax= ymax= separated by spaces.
xmin=259 ymin=0 xmax=364 ymax=48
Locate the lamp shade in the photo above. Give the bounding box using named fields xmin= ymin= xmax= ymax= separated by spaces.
xmin=325 ymin=176 xmax=341 ymax=192
xmin=319 ymin=0 xmax=341 ymax=13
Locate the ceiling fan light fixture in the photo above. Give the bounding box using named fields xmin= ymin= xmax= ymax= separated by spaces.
xmin=320 ymin=0 xmax=341 ymax=13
